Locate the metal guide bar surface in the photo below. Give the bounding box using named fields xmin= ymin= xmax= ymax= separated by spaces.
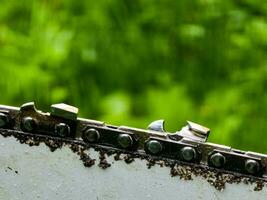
xmin=0 ymin=102 xmax=267 ymax=179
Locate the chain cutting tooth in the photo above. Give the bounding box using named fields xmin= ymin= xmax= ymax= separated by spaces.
xmin=177 ymin=121 xmax=210 ymax=142
xmin=51 ymin=103 xmax=78 ymax=120
xmin=147 ymin=119 xmax=165 ymax=132
xmin=20 ymin=102 xmax=36 ymax=112
xmin=187 ymin=121 xmax=210 ymax=136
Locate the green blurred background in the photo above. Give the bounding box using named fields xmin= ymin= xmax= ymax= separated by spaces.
xmin=1 ymin=0 xmax=267 ymax=152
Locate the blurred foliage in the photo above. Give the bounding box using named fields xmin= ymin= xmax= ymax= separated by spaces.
xmin=1 ymin=0 xmax=267 ymax=152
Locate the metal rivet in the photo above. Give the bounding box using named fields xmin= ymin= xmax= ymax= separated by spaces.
xmin=0 ymin=113 xmax=9 ymax=128
xmin=210 ymin=153 xmax=226 ymax=168
xmin=83 ymin=128 xmax=100 ymax=142
xmin=117 ymin=134 xmax=133 ymax=149
xmin=146 ymin=140 xmax=162 ymax=154
xmin=181 ymin=147 xmax=196 ymax=162
xmin=55 ymin=123 xmax=70 ymax=137
xmin=21 ymin=117 xmax=36 ymax=132
xmin=245 ymin=159 xmax=260 ymax=174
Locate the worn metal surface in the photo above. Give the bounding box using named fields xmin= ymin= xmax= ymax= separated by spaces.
xmin=0 ymin=134 xmax=267 ymax=200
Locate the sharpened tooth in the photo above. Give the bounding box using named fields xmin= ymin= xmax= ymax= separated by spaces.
xmin=187 ymin=121 xmax=210 ymax=136
xmin=147 ymin=119 xmax=165 ymax=132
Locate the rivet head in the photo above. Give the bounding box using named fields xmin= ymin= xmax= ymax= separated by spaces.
xmin=181 ymin=147 xmax=196 ymax=162
xmin=55 ymin=123 xmax=70 ymax=137
xmin=245 ymin=159 xmax=260 ymax=174
xmin=146 ymin=140 xmax=162 ymax=154
xmin=21 ymin=117 xmax=36 ymax=132
xmin=210 ymin=153 xmax=226 ymax=168
xmin=117 ymin=134 xmax=133 ymax=149
xmin=0 ymin=113 xmax=9 ymax=128
xmin=83 ymin=128 xmax=100 ymax=142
